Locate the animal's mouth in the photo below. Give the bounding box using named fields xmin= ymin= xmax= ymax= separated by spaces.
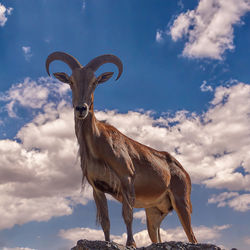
xmin=77 ymin=114 xmax=88 ymax=120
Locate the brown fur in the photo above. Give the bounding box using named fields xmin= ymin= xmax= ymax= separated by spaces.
xmin=46 ymin=52 xmax=197 ymax=246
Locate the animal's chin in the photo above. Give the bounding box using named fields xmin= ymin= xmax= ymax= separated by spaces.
xmin=77 ymin=116 xmax=87 ymax=120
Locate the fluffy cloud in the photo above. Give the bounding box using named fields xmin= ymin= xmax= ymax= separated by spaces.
xmin=0 ymin=77 xmax=70 ymax=117
xmin=1 ymin=114 xmax=90 ymax=228
xmin=0 ymin=77 xmax=249 ymax=230
xmin=0 ymin=3 xmax=13 ymax=27
xmin=59 ymin=228 xmax=104 ymax=243
xmin=59 ymin=224 xmax=230 ymax=247
xmin=208 ymin=192 xmax=250 ymax=212
xmin=168 ymin=0 xmax=250 ymax=59
xmin=0 ymin=88 xmax=92 ymax=229
xmin=0 ymin=110 xmax=94 ymax=229
xmin=0 ymin=193 xmax=72 ymax=229
xmin=133 ymin=210 xmax=146 ymax=224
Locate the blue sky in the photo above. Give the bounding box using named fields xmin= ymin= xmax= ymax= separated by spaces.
xmin=0 ymin=0 xmax=250 ymax=249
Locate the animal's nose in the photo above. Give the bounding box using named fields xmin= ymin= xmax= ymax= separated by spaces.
xmin=75 ymin=106 xmax=87 ymax=114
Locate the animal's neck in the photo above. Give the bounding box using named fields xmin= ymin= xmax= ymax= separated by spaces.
xmin=74 ymin=93 xmax=96 ymax=144
xmin=74 ymin=106 xmax=98 ymax=183
xmin=75 ymin=110 xmax=97 ymax=145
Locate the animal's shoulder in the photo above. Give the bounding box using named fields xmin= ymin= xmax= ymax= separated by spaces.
xmin=97 ymin=120 xmax=126 ymax=138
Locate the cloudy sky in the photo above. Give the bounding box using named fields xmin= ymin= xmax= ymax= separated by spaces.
xmin=0 ymin=0 xmax=250 ymax=249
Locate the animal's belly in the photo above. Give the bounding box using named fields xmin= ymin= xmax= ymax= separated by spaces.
xmin=133 ymin=182 xmax=169 ymax=208
xmin=87 ymin=159 xmax=171 ymax=209
xmin=134 ymin=193 xmax=168 ymax=208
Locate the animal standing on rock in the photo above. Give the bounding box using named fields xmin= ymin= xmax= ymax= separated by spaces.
xmin=46 ymin=51 xmax=198 ymax=247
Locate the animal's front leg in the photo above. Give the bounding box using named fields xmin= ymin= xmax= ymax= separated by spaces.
xmin=93 ymin=189 xmax=110 ymax=241
xmin=121 ymin=176 xmax=136 ymax=247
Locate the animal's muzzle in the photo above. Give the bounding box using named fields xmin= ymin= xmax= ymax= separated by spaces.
xmin=75 ymin=103 xmax=89 ymax=120
xmin=75 ymin=106 xmax=87 ymax=113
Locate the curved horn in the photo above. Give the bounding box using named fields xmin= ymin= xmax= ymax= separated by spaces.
xmin=85 ymin=54 xmax=123 ymax=80
xmin=46 ymin=51 xmax=82 ymax=76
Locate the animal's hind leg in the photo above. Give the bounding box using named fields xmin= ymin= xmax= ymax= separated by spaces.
xmin=171 ymin=196 xmax=197 ymax=243
xmin=93 ymin=189 xmax=110 ymax=241
xmin=145 ymin=207 xmax=167 ymax=243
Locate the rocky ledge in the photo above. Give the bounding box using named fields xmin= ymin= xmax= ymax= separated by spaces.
xmin=71 ymin=239 xmax=223 ymax=250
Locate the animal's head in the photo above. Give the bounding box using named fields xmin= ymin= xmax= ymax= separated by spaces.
xmin=46 ymin=52 xmax=123 ymax=120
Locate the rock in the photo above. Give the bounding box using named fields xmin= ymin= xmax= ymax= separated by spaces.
xmin=140 ymin=241 xmax=222 ymax=249
xmin=71 ymin=239 xmax=133 ymax=250
xmin=71 ymin=239 xmax=223 ymax=250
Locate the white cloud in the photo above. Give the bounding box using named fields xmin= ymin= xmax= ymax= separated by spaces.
xmin=0 ymin=77 xmax=70 ymax=117
xmin=22 ymin=46 xmax=32 ymax=61
xmin=0 ymin=123 xmax=93 ymax=229
xmin=59 ymin=228 xmax=104 ymax=243
xmin=209 ymin=192 xmax=250 ymax=212
xmin=133 ymin=210 xmax=146 ymax=224
xmin=0 ymin=90 xmax=91 ymax=229
xmin=208 ymin=192 xmax=239 ymax=207
xmin=0 ymin=3 xmax=13 ymax=27
xmin=0 ymin=194 xmax=72 ymax=229
xmin=0 ymin=78 xmax=250 ymax=230
xmin=59 ymin=224 xmax=230 ymax=247
xmin=0 ymin=134 xmax=92 ymax=229
xmin=200 ymin=80 xmax=213 ymax=92
xmin=168 ymin=0 xmax=250 ymax=59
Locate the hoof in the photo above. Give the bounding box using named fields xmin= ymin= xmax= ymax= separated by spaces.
xmin=126 ymin=241 xmax=137 ymax=248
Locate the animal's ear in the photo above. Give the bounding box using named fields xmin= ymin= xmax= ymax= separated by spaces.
xmin=96 ymin=72 xmax=114 ymax=84
xmin=53 ymin=72 xmax=70 ymax=84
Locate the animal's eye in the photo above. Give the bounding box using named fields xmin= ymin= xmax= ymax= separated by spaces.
xmin=69 ymin=79 xmax=74 ymax=86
